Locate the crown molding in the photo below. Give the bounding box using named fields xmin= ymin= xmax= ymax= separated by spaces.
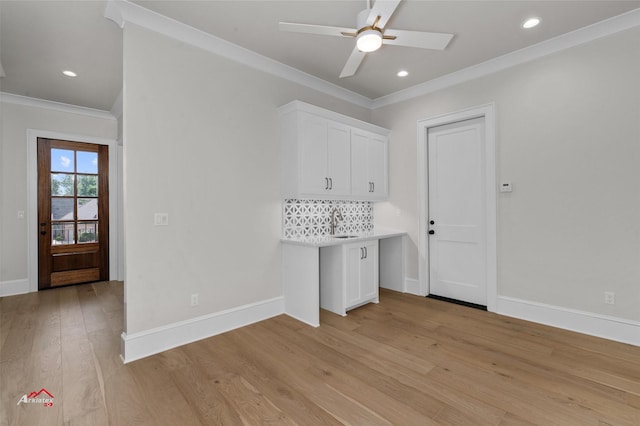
xmin=372 ymin=7 xmax=640 ymax=109
xmin=0 ymin=92 xmax=116 ymax=120
xmin=103 ymin=1 xmax=639 ymax=111
xmin=103 ymin=0 xmax=373 ymax=109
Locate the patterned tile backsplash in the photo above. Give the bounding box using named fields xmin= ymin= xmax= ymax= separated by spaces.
xmin=283 ymin=199 xmax=374 ymax=239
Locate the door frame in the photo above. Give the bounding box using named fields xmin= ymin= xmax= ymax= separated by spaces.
xmin=417 ymin=103 xmax=497 ymax=312
xmin=27 ymin=129 xmax=120 ymax=292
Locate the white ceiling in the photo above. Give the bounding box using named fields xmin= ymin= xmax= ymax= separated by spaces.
xmin=0 ymin=0 xmax=122 ymax=111
xmin=1 ymin=1 xmax=639 ymax=111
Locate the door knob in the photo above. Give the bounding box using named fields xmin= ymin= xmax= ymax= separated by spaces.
xmin=428 ymin=230 xmax=435 ymax=235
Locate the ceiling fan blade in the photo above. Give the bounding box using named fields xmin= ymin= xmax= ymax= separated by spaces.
xmin=367 ymin=0 xmax=402 ymax=28
xmin=339 ymin=46 xmax=367 ymax=78
xmin=382 ymin=29 xmax=454 ymax=50
xmin=279 ymin=22 xmax=356 ymax=38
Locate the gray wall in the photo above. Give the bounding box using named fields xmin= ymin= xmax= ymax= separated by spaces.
xmin=122 ymin=24 xmax=371 ymax=334
xmin=372 ymin=27 xmax=640 ymax=321
xmin=0 ymin=101 xmax=116 ymax=289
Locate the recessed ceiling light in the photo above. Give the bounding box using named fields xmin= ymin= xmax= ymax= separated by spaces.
xmin=397 ymin=70 xmax=409 ymax=77
xmin=522 ymin=17 xmax=540 ymax=29
xmin=62 ymin=70 xmax=77 ymax=77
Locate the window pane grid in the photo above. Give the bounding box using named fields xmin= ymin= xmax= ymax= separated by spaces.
xmin=50 ymin=149 xmax=100 ymax=245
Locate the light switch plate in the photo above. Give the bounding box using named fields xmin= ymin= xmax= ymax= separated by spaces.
xmin=154 ymin=213 xmax=169 ymax=226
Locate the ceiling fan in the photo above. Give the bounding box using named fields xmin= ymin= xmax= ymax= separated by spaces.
xmin=279 ymin=0 xmax=454 ymax=78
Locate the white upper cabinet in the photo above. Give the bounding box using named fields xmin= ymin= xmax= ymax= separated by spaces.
xmin=298 ymin=113 xmax=327 ymax=195
xmin=280 ymin=101 xmax=389 ymax=201
xmin=294 ymin=112 xmax=351 ymax=197
xmin=350 ymin=129 xmax=388 ymax=200
xmin=326 ymin=121 xmax=352 ymax=196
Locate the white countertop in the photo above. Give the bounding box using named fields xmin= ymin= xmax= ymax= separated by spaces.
xmin=281 ymin=228 xmax=406 ymax=247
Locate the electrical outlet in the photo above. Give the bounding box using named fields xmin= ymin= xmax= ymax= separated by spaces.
xmin=604 ymin=291 xmax=615 ymax=305
xmin=190 ymin=293 xmax=199 ymax=307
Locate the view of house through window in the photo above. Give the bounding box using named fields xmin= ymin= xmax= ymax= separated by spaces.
xmin=50 ymin=148 xmax=99 ymax=244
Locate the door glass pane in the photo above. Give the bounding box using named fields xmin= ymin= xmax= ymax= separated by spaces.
xmin=77 ymin=151 xmax=98 ymax=174
xmin=52 ymin=198 xmax=74 ymax=220
xmin=51 ymin=149 xmax=74 ymax=172
xmin=52 ymin=223 xmax=75 ymax=245
xmin=77 ymin=175 xmax=98 ymax=197
xmin=78 ymin=222 xmax=98 ymax=243
xmin=51 ymin=174 xmax=75 ymax=196
xmin=77 ymin=198 xmax=98 ymax=220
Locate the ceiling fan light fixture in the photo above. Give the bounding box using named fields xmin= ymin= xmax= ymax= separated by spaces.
xmin=357 ymin=29 xmax=383 ymax=52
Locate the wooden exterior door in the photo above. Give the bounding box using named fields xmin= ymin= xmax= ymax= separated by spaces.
xmin=37 ymin=138 xmax=109 ymax=290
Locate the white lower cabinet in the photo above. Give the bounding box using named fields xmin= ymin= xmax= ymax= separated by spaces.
xmin=320 ymin=240 xmax=379 ymax=316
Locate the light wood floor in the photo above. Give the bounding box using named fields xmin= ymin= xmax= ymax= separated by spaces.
xmin=2 ymin=282 xmax=640 ymax=425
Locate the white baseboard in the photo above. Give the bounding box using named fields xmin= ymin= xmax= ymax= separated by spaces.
xmin=497 ymin=296 xmax=640 ymax=346
xmin=121 ymin=296 xmax=285 ymax=363
xmin=404 ymin=277 xmax=422 ymax=296
xmin=0 ymin=279 xmax=30 ymax=297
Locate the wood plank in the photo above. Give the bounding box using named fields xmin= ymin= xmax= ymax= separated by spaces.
xmin=298 ymin=321 xmax=507 ymax=425
xmin=241 ymin=320 xmax=444 ymax=424
xmin=128 ymin=353 xmax=202 ymax=425
xmin=58 ymin=287 xmax=109 ymax=425
xmin=2 ymin=283 xmax=640 ymax=425
xmin=212 ymin=329 xmax=402 ymax=425
xmin=181 ymin=335 xmax=343 ymax=425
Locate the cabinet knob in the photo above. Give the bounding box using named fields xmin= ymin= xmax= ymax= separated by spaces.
xmin=430 ymin=220 xmax=435 ymax=225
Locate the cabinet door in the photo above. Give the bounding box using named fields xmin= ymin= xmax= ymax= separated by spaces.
xmin=359 ymin=241 xmax=379 ymax=303
xmin=345 ymin=241 xmax=379 ymax=309
xmin=350 ymin=130 xmax=388 ymax=200
xmin=368 ymin=134 xmax=388 ymax=199
xmin=327 ymin=121 xmax=351 ymax=196
xmin=299 ymin=113 xmax=328 ymax=195
xmin=345 ymin=244 xmax=363 ymax=308
xmin=350 ymin=131 xmax=370 ymax=197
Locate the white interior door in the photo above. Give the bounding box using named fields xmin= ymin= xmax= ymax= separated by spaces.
xmin=428 ymin=117 xmax=487 ymax=305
